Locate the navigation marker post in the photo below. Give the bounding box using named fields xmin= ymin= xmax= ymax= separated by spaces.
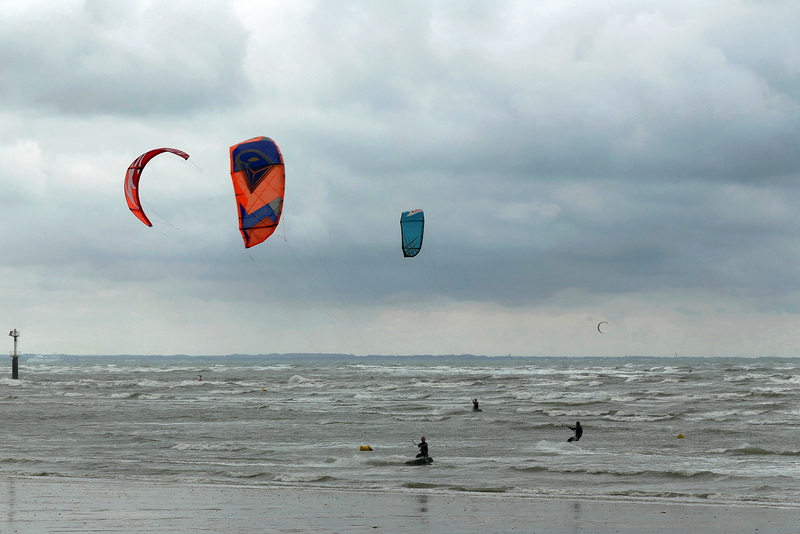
xmin=9 ymin=328 xmax=19 ymax=379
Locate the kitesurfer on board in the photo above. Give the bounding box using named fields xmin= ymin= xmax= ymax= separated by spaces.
xmin=415 ymin=437 xmax=429 ymax=458
xmin=472 ymin=398 xmax=480 ymax=411
xmin=567 ymin=421 xmax=582 ymax=442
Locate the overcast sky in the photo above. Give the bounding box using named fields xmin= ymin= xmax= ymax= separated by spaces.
xmin=2 ymin=0 xmax=800 ymax=357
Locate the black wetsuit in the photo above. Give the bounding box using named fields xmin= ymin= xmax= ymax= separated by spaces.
xmin=473 ymin=399 xmax=480 ymax=411
xmin=567 ymin=423 xmax=583 ymax=442
xmin=416 ymin=441 xmax=429 ymax=458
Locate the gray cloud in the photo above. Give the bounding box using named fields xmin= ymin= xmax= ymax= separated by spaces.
xmin=1 ymin=1 xmax=800 ymax=355
xmin=0 ymin=0 xmax=249 ymax=116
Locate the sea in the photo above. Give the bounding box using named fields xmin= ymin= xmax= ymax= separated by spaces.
xmin=2 ymin=354 xmax=800 ymax=510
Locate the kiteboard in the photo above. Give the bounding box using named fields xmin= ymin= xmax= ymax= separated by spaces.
xmin=405 ymin=456 xmax=433 ymax=465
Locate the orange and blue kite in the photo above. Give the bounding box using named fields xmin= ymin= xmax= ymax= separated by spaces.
xmin=229 ymin=136 xmax=285 ymax=248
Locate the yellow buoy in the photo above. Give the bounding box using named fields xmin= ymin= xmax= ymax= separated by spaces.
xmin=262 ymin=388 xmax=267 ymax=391
xmin=360 ymin=445 xmax=372 ymax=451
xmin=677 ymin=434 xmax=685 ymax=439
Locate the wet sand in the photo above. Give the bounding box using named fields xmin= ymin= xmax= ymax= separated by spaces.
xmin=1 ymin=475 xmax=797 ymax=533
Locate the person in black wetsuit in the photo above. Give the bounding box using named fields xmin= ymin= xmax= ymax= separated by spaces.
xmin=567 ymin=421 xmax=582 ymax=442
xmin=416 ymin=437 xmax=429 ymax=458
xmin=472 ymin=398 xmax=480 ymax=411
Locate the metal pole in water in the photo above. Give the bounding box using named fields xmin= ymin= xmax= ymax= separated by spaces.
xmin=9 ymin=328 xmax=19 ymax=379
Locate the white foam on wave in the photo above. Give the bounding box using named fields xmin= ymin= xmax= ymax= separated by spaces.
xmin=286 ymin=375 xmax=325 ymax=388
xmin=171 ymin=442 xmax=246 ymax=452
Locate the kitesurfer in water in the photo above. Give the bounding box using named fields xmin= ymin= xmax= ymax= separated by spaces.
xmin=567 ymin=421 xmax=582 ymax=442
xmin=472 ymin=398 xmax=480 ymax=411
xmin=416 ymin=437 xmax=429 ymax=458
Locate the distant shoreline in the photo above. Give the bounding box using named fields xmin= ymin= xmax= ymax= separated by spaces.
xmin=18 ymin=353 xmax=798 ymax=362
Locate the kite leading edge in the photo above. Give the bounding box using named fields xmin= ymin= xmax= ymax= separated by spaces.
xmin=124 ymin=148 xmax=190 ymax=227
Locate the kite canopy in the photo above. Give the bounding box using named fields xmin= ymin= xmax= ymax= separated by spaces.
xmin=597 ymin=321 xmax=608 ymax=334
xmin=124 ymin=148 xmax=190 ymax=227
xmin=229 ymin=136 xmax=285 ymax=248
xmin=400 ymin=209 xmax=424 ymax=257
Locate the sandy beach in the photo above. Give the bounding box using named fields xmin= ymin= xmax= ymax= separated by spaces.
xmin=1 ymin=475 xmax=797 ymax=533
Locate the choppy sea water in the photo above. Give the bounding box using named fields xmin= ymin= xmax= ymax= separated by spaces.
xmin=2 ymin=355 xmax=799 ymax=509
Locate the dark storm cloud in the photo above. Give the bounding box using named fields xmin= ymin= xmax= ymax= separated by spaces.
xmin=261 ymin=1 xmax=800 ymax=197
xmin=3 ymin=0 xmax=800 ymax=355
xmin=239 ymin=0 xmax=800 ymax=315
xmin=0 ymin=0 xmax=249 ymax=116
